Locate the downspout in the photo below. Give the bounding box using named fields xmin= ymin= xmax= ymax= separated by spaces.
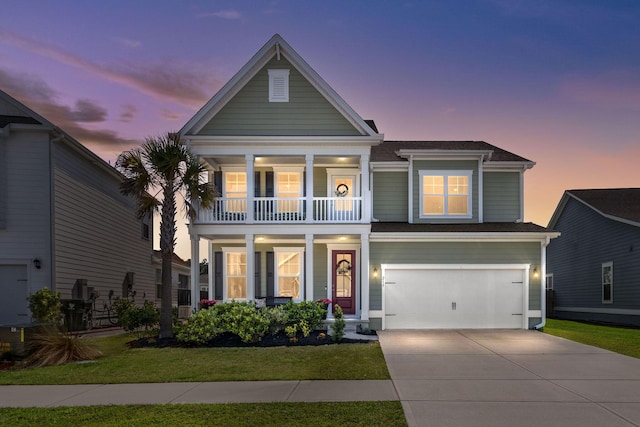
xmin=533 ymin=236 xmax=551 ymax=330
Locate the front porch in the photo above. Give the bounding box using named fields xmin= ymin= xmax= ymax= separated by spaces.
xmin=187 ymin=228 xmax=372 ymax=322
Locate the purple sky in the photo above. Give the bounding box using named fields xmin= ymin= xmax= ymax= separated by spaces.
xmin=2 ymin=1 xmax=639 ymax=259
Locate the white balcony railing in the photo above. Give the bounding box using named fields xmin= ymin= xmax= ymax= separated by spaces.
xmin=195 ymin=197 xmax=362 ymax=224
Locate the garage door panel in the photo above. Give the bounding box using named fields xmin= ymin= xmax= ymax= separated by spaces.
xmin=384 ymin=268 xmax=524 ymax=329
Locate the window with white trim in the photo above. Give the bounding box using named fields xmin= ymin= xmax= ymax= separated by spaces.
xmin=274 ymin=247 xmax=303 ymax=301
xmin=224 ymin=249 xmax=246 ymax=300
xmin=545 ymin=274 xmax=553 ymax=290
xmin=419 ymin=170 xmax=472 ymax=218
xmin=602 ymin=261 xmax=613 ymax=303
xmin=274 ymin=168 xmax=303 ymax=213
xmin=224 ymin=171 xmax=246 ymax=213
xmin=268 ymin=69 xmax=290 ymax=102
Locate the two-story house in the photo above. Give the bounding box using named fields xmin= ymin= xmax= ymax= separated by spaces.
xmin=182 ymin=34 xmax=559 ymax=330
xmin=0 ymin=89 xmax=157 ymax=326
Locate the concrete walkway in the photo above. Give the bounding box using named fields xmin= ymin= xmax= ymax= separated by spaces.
xmin=378 ymin=329 xmax=640 ymax=427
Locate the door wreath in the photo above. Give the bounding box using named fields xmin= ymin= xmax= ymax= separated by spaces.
xmin=335 ymin=183 xmax=349 ymax=197
xmin=336 ymin=259 xmax=352 ymax=274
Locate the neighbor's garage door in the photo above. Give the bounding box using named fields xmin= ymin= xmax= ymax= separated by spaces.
xmin=384 ymin=267 xmax=525 ymax=329
xmin=0 ymin=264 xmax=29 ymax=326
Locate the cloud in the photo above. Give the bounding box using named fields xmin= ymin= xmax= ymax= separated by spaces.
xmin=0 ymin=68 xmax=138 ymax=151
xmin=112 ymin=37 xmax=142 ymax=48
xmin=199 ymin=10 xmax=242 ymax=20
xmin=160 ymin=109 xmax=184 ymax=121
xmin=441 ymin=106 xmax=457 ymax=115
xmin=119 ymin=104 xmax=138 ymax=122
xmin=0 ymin=28 xmax=219 ymax=108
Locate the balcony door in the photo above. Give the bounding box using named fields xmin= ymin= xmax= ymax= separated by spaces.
xmin=328 ymin=170 xmax=359 ymax=221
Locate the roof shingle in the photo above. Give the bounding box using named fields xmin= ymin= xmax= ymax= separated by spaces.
xmin=371 ymin=140 xmax=532 ymax=163
xmin=568 ymin=188 xmax=640 ymax=224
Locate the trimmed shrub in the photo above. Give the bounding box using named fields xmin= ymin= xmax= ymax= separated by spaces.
xmin=332 ymin=304 xmax=346 ymax=342
xmin=176 ymin=307 xmax=223 ymax=344
xmin=281 ymin=301 xmax=326 ymax=337
xmin=113 ymin=298 xmax=160 ymax=338
xmin=28 ymin=288 xmax=62 ymax=325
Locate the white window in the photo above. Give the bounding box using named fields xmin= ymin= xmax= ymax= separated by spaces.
xmin=602 ymin=261 xmax=613 ymax=304
xmin=419 ymin=170 xmax=472 ymax=218
xmin=224 ymin=249 xmax=246 ymax=300
xmin=268 ymin=69 xmax=290 ymax=102
xmin=274 ymin=168 xmax=303 ymax=213
xmin=274 ymin=247 xmax=304 ymax=301
xmin=545 ymin=274 xmax=553 ymax=290
xmin=224 ymin=171 xmax=246 ymax=213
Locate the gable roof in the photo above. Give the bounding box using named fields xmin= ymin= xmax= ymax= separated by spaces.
xmin=180 ymin=34 xmax=380 ymax=138
xmin=371 ymin=140 xmax=533 ymax=164
xmin=548 ymin=188 xmax=640 ymax=229
xmin=0 ymin=115 xmax=41 ymax=128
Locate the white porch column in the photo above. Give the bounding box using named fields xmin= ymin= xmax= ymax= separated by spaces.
xmin=360 ymin=153 xmax=371 ymax=223
xmin=207 ymin=241 xmax=214 ymax=300
xmin=245 ymin=154 xmax=254 ymax=223
xmin=305 ymin=234 xmax=314 ymax=300
xmin=190 ymin=235 xmax=200 ymax=311
xmin=360 ymin=233 xmax=370 ymax=320
xmin=246 ymin=234 xmax=255 ymax=301
xmin=305 ymin=154 xmax=314 ymax=223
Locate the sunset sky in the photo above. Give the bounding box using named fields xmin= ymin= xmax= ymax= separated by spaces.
xmin=2 ymin=1 xmax=639 ymax=259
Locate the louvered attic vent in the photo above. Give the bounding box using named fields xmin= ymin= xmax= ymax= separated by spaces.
xmin=268 ymin=69 xmax=290 ymax=102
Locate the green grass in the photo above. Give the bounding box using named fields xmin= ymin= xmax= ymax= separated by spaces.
xmin=0 ymin=402 xmax=407 ymax=427
xmin=0 ymin=334 xmax=390 ymax=385
xmin=544 ymin=318 xmax=640 ymax=359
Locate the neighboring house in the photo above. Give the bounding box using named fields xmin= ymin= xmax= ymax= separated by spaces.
xmin=181 ymin=34 xmax=559 ymax=330
xmin=0 ymin=89 xmax=157 ymax=326
xmin=152 ymin=250 xmax=191 ymax=309
xmin=547 ymin=188 xmax=640 ymax=326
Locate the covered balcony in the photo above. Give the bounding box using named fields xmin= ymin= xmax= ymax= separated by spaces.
xmin=192 ymin=153 xmax=371 ymax=225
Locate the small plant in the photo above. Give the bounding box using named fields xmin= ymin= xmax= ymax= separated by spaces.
xmin=28 ymin=288 xmax=63 ymax=325
xmin=113 ymin=298 xmax=160 ymax=338
xmin=176 ymin=308 xmax=223 ymax=344
xmin=332 ymin=304 xmax=346 ymax=342
xmin=199 ymin=299 xmax=217 ymax=309
xmin=24 ymin=326 xmax=102 ymax=367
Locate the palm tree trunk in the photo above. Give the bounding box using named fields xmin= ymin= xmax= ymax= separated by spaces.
xmin=159 ymin=184 xmax=177 ymax=338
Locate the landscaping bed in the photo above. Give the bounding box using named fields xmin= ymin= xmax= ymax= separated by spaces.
xmin=128 ymin=329 xmax=373 ymax=349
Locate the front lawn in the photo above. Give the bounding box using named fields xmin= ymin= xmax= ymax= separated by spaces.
xmin=0 ymin=333 xmax=390 ymax=385
xmin=0 ymin=402 xmax=407 ymax=427
xmin=544 ymin=318 xmax=640 ymax=359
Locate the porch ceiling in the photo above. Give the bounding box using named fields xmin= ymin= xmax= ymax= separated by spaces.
xmin=200 ymin=155 xmax=360 ymax=169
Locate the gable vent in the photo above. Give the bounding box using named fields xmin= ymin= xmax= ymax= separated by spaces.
xmin=268 ymin=69 xmax=290 ymax=102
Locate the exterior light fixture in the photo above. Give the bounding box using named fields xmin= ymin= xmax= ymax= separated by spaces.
xmin=373 ymin=267 xmax=378 ymax=278
xmin=533 ymin=268 xmax=539 ymax=279
xmin=33 ymin=258 xmax=42 ymax=269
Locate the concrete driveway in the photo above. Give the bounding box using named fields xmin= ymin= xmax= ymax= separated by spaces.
xmin=378 ymin=329 xmax=640 ymax=427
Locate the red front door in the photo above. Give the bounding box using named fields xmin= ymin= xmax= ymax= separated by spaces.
xmin=332 ymin=250 xmax=356 ymax=315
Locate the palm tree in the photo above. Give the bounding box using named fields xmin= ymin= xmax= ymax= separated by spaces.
xmin=116 ymin=133 xmax=216 ymax=338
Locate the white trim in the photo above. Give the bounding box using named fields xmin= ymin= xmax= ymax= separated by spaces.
xmin=268 ymin=69 xmax=289 ymax=102
xmin=418 ymin=170 xmax=473 ymax=219
xmin=545 ymin=273 xmax=554 ymax=290
xmin=408 ymin=157 xmax=414 ymax=223
xmin=370 ymin=232 xmax=559 ymax=243
xmin=395 ymin=149 xmax=493 ymax=161
xmin=380 ymin=263 xmax=530 ymax=330
xmin=273 ymin=247 xmax=304 ymax=302
xmin=478 ymin=159 xmax=483 ymax=223
xmin=370 ymin=162 xmax=409 ymax=172
xmin=326 ymin=243 xmax=361 ymax=319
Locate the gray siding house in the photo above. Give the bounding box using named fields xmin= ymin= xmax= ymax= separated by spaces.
xmin=0 ymin=89 xmax=157 ymax=326
xmin=547 ymin=189 xmax=640 ymax=326
xmin=182 ymin=34 xmax=559 ymax=330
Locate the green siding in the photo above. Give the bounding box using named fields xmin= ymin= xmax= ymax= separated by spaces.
xmin=369 ymin=241 xmax=542 ymax=310
xmin=412 ymin=160 xmax=479 ymax=223
xmin=200 ymin=57 xmax=360 ymax=136
xmin=373 ymin=171 xmax=408 ymax=221
xmin=313 ymin=243 xmax=328 ymax=300
xmin=484 ymin=172 xmax=521 ymax=222
xmin=313 ymin=167 xmax=327 ymax=197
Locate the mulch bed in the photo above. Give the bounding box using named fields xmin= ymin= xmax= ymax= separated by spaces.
xmin=127 ymin=330 xmax=373 ymax=349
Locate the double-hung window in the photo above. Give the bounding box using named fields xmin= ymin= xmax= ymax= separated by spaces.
xmin=274 ymin=168 xmax=303 ymax=213
xmin=224 ymin=249 xmax=246 ymax=300
xmin=224 ymin=171 xmax=246 ymax=213
xmin=602 ymin=261 xmax=613 ymax=303
xmin=274 ymin=247 xmax=304 ymax=301
xmin=420 ymin=170 xmax=472 ymax=218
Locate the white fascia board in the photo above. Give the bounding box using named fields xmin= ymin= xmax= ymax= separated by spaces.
xmin=370 ymin=231 xmax=560 ymax=243
xmin=484 ymin=161 xmax=536 ymax=171
xmin=382 ymin=263 xmax=530 ymax=270
xmin=187 ymin=135 xmax=382 ymax=146
xmin=190 ymin=223 xmax=371 ymax=236
xmin=370 ymin=162 xmax=408 ymax=171
xmin=395 ymin=149 xmax=493 ymax=161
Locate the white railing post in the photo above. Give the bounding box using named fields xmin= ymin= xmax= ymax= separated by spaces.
xmin=245 ymin=155 xmax=254 ymax=223
xmin=306 ymin=155 xmax=314 ymax=223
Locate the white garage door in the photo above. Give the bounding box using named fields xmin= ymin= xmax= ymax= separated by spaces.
xmin=384 ymin=267 xmax=525 ymax=329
